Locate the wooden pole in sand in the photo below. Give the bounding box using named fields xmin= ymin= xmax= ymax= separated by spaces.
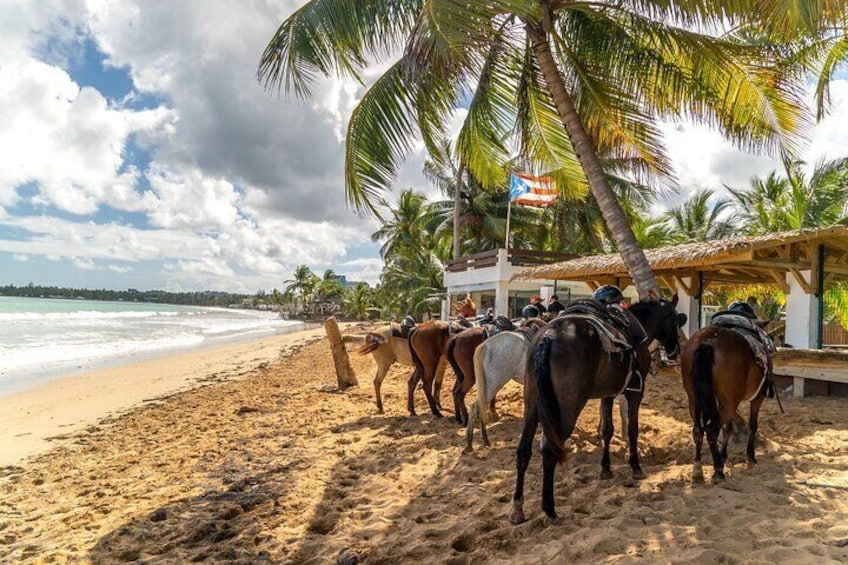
xmin=325 ymin=316 xmax=358 ymax=390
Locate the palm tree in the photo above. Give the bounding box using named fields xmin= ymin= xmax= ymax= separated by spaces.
xmin=665 ymin=189 xmax=737 ymax=243
xmin=284 ymin=264 xmax=319 ymax=310
xmin=341 ymin=284 xmax=375 ymax=320
xmin=259 ymin=1 xmax=812 ymax=297
xmin=728 ymin=157 xmax=848 ymax=235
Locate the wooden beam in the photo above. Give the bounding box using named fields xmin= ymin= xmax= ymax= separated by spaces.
xmin=586 ymin=280 xmax=600 ymax=291
xmin=768 ymin=269 xmax=790 ymax=293
xmin=790 ymin=269 xmax=812 ymax=294
xmin=674 ymin=276 xmax=695 ymax=296
xmin=747 ymin=259 xmax=812 ymax=270
xmin=824 ymin=249 xmax=848 ymax=286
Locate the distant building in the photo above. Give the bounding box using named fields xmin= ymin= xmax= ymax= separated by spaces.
xmin=337 ymin=275 xmax=369 ymax=289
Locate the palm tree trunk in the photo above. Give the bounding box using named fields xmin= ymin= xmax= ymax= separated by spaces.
xmin=453 ymin=162 xmax=465 ymax=258
xmin=527 ymin=23 xmax=659 ymax=298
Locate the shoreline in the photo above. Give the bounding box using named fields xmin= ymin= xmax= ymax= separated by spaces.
xmin=0 ymin=324 xmax=329 ymax=466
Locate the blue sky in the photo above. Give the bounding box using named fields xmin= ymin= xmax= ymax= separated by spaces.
xmin=1 ymin=2 xmax=847 ymax=293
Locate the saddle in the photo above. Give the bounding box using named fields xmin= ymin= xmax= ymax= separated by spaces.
xmin=391 ymin=315 xmax=417 ymax=339
xmin=559 ymin=299 xmax=649 ymax=393
xmin=480 ymin=315 xmax=515 ymax=339
xmin=710 ymin=313 xmax=777 ymax=398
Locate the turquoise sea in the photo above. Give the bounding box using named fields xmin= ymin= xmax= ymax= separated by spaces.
xmin=0 ymin=296 xmax=302 ymax=395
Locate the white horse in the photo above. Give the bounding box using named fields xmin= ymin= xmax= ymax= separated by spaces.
xmin=464 ymin=330 xmax=534 ymax=452
xmin=353 ymin=325 xmax=416 ymax=413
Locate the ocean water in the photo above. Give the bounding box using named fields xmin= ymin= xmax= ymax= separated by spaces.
xmin=0 ymin=296 xmax=303 ymax=395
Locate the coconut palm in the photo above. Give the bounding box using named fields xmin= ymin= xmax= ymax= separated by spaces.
xmin=259 ymin=1 xmax=813 ymax=297
xmin=284 ymin=264 xmax=319 ymax=310
xmin=728 ymin=157 xmax=848 ymax=235
xmin=665 ymin=188 xmax=737 ymax=243
xmin=341 ymin=284 xmax=375 ymax=320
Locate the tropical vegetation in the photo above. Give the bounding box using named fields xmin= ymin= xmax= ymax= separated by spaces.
xmin=258 ymin=1 xmax=844 ymax=298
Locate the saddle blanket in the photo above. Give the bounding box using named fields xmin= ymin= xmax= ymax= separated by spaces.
xmin=558 ymin=304 xmax=645 ymax=394
xmin=710 ymin=314 xmax=776 ymax=400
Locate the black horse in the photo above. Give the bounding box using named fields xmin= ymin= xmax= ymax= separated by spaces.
xmin=510 ymin=296 xmax=687 ymax=524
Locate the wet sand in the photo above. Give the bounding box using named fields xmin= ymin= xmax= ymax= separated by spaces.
xmin=0 ymin=335 xmax=846 ymax=563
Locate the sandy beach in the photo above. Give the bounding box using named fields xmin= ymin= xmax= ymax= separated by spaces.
xmin=1 ymin=330 xmax=846 ymax=564
xmin=0 ymin=324 xmax=323 ymax=466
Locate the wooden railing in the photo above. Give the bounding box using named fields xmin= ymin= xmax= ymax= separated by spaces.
xmin=508 ymin=249 xmax=578 ymax=267
xmin=446 ymin=249 xmax=578 ymax=273
xmin=446 ymin=249 xmax=500 ymax=272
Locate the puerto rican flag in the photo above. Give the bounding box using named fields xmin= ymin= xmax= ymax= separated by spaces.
xmin=509 ymin=173 xmax=558 ymax=207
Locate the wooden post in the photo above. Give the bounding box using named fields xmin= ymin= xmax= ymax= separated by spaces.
xmin=325 ymin=316 xmax=358 ymax=389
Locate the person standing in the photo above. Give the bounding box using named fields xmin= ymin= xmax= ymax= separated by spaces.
xmin=531 ymin=295 xmax=547 ymax=315
xmin=547 ymin=294 xmax=565 ymax=315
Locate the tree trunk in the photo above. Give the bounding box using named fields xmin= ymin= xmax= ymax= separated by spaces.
xmin=453 ymin=162 xmax=465 ymax=259
xmin=527 ymin=23 xmax=660 ymax=298
xmin=324 ymin=316 xmax=358 ymax=389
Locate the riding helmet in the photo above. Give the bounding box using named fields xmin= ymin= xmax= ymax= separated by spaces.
xmin=593 ymin=285 xmax=624 ymax=305
xmin=727 ymin=300 xmax=756 ymax=318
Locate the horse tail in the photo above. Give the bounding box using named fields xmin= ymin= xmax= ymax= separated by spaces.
xmin=474 ymin=341 xmax=489 ymax=428
xmin=408 ymin=328 xmax=424 ymax=378
xmin=355 ymin=332 xmax=386 ymax=355
xmin=446 ymin=336 xmax=464 ymax=385
xmin=534 ymin=330 xmax=566 ymax=463
xmin=693 ymin=343 xmax=720 ymax=433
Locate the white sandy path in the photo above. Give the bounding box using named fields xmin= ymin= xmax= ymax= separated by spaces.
xmin=0 ymin=325 xmax=330 ymax=466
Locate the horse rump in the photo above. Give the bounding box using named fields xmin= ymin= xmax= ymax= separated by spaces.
xmin=693 ymin=343 xmax=720 ymax=433
xmin=533 ymin=331 xmax=566 ymax=463
xmin=446 ymin=335 xmax=464 ymax=384
xmin=356 ymin=332 xmax=386 ymax=355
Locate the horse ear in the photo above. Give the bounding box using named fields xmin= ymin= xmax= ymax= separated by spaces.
xmin=677 ymin=313 xmax=688 ymax=327
xmin=647 ymin=289 xmax=659 ymax=300
xmin=671 ymin=294 xmax=679 ymax=307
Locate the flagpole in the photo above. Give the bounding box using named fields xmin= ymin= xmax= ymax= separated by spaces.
xmin=505 ymin=200 xmax=512 ymax=251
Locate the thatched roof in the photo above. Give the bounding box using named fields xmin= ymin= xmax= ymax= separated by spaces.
xmin=513 ymin=225 xmax=848 ymax=285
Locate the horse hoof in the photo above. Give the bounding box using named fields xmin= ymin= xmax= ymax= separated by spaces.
xmin=747 ymin=458 xmax=757 ymax=469
xmin=600 ymin=469 xmax=613 ymax=480
xmin=544 ymin=513 xmax=562 ymax=527
xmin=508 ymin=510 xmax=526 ymax=525
xmin=463 ymin=444 xmax=474 ymax=454
xmin=712 ymin=472 xmax=726 ymax=483
xmin=631 ymin=469 xmax=645 ymax=481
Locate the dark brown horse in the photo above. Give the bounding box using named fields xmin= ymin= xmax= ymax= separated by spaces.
xmin=511 ymin=297 xmax=687 ymax=524
xmin=681 ymin=327 xmax=769 ymax=483
xmin=407 ymin=321 xmax=450 ymax=417
xmin=446 ymin=327 xmax=487 ymax=424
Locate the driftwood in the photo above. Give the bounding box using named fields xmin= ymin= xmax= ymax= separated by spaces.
xmin=325 ymin=316 xmax=358 ymax=390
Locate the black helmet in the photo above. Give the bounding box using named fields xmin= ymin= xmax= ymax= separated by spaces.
xmin=728 ymin=301 xmax=756 ymax=318
xmin=593 ymin=285 xmax=624 ymax=305
xmin=521 ymin=303 xmax=541 ymax=319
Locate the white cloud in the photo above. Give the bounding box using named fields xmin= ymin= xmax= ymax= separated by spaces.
xmin=12 ymin=254 xmax=29 ymax=262
xmin=107 ymin=264 xmax=132 ymax=273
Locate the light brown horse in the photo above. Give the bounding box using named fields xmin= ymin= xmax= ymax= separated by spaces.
xmin=680 ymin=327 xmax=768 ymax=483
xmin=355 ymin=324 xmax=414 ymax=413
xmin=407 ymin=321 xmax=450 ymax=417
xmin=453 ymin=295 xmax=477 ymax=319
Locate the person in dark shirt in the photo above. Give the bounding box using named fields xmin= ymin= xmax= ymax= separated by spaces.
xmin=531 ymin=295 xmax=547 ymax=314
xmin=547 ymin=294 xmax=565 ymax=315
xmin=521 ymin=303 xmax=540 ymax=318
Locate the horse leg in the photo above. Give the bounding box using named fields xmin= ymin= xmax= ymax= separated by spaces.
xmin=458 ymin=370 xmax=475 ymax=426
xmin=434 ymin=358 xmax=447 ymax=411
xmin=422 ymin=365 xmax=443 ymax=418
xmin=373 ymin=363 xmax=390 ymax=414
xmin=452 ymin=376 xmax=464 ymax=424
xmin=540 ymin=440 xmax=559 ymax=523
xmin=624 ymin=390 xmax=645 ymax=480
xmin=464 ymin=401 xmax=479 ymax=453
xmin=489 ymin=398 xmax=499 ymax=421
xmin=407 ymin=369 xmax=420 ymax=416
xmin=510 ymin=400 xmax=538 ymax=525
xmin=599 ymin=397 xmax=615 ymax=480
xmin=688 ymin=400 xmax=705 ymax=483
xmin=705 ymin=425 xmax=725 ymax=482
xmin=747 ymin=393 xmax=765 ymax=467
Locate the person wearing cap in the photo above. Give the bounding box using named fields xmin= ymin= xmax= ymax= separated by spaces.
xmin=531 ymin=295 xmax=547 ymax=314
xmin=547 ymin=294 xmax=565 ymax=315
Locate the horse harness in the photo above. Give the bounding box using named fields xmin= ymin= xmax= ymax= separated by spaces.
xmin=559 ymin=299 xmax=650 ymax=395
